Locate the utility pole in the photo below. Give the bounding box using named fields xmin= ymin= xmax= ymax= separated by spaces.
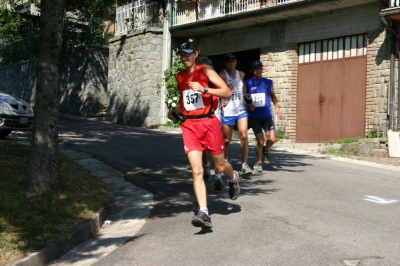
xmin=160 ymin=0 xmax=171 ymax=124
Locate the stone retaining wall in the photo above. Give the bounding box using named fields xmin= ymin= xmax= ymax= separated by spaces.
xmin=0 ymin=45 xmax=109 ymax=117
xmin=107 ymin=28 xmax=164 ymax=127
xmin=339 ymin=138 xmax=387 ymax=155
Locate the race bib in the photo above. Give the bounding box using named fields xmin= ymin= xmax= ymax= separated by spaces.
xmin=224 ymin=89 xmax=245 ymax=116
xmin=231 ymin=90 xmax=242 ymax=102
xmin=182 ymin=89 xmax=204 ymax=111
xmin=251 ymin=93 xmax=265 ymax=107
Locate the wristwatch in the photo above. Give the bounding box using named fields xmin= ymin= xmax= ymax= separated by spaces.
xmin=203 ymin=87 xmax=208 ymax=94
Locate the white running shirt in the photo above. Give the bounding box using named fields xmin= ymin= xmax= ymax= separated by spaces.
xmin=223 ymin=70 xmax=247 ymax=117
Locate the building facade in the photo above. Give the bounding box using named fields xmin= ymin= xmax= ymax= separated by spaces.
xmin=160 ymin=0 xmax=394 ymax=142
xmin=2 ymin=0 xmax=398 ymax=143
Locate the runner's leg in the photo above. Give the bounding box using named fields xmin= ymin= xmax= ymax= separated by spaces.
xmin=202 ymin=152 xmax=211 ymax=181
xmin=265 ymin=129 xmax=276 ymax=150
xmin=237 ymin=117 xmax=249 ymax=164
xmin=187 ymin=150 xmax=207 ymax=209
xmin=222 ymin=124 xmax=233 ymax=160
xmin=212 ymin=152 xmax=240 ymax=200
xmin=255 ymin=133 xmax=264 ymax=163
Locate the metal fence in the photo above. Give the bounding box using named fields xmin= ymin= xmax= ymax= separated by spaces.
xmin=391 ymin=0 xmax=400 ymax=7
xmin=115 ymin=0 xmax=299 ymax=32
xmin=171 ymin=0 xmax=298 ymax=26
xmin=115 ymin=1 xmax=163 ymax=36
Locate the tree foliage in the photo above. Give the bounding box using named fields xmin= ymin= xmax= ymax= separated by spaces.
xmin=62 ymin=0 xmax=115 ymax=50
xmin=0 ymin=7 xmax=20 ymax=41
xmin=0 ymin=0 xmax=115 ymax=65
xmin=0 ymin=0 xmax=40 ymax=42
xmin=66 ymin=0 xmax=115 ymax=18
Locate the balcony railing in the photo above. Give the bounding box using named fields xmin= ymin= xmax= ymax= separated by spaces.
xmin=390 ymin=0 xmax=400 ymax=7
xmin=115 ymin=0 xmax=298 ymax=35
xmin=172 ymin=0 xmax=299 ymax=26
xmin=115 ymin=0 xmax=163 ymax=36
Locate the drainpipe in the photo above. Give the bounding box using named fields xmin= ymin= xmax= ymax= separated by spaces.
xmin=389 ymin=21 xmax=396 ymax=130
xmin=398 ymin=51 xmax=400 ymax=131
xmin=380 ymin=15 xmax=399 ymax=130
xmin=160 ymin=0 xmax=172 ymax=124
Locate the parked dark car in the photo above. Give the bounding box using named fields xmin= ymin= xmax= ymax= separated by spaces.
xmin=0 ymin=92 xmax=34 ymax=138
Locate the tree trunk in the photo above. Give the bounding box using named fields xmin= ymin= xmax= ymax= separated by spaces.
xmin=28 ymin=0 xmax=65 ymax=193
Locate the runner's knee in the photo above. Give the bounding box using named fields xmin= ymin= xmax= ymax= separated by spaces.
xmin=239 ymin=133 xmax=248 ymax=142
xmin=192 ymin=166 xmax=204 ymax=179
xmin=214 ymin=163 xmax=225 ymax=174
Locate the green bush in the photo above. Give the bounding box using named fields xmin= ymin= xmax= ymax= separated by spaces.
xmin=276 ymin=128 xmax=287 ymax=142
xmin=0 ymin=17 xmax=109 ymax=66
xmin=0 ymin=34 xmax=39 ymax=66
xmin=62 ymin=17 xmax=110 ymax=51
xmin=325 ymin=136 xmax=363 ymax=145
xmin=159 ymin=56 xmax=185 ymax=126
xmin=367 ymin=128 xmax=384 ymax=138
xmin=337 ymin=137 xmax=362 ymax=144
xmin=324 ymin=147 xmax=359 ymax=157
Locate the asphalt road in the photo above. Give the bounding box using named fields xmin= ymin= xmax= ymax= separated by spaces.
xmin=56 ymin=115 xmax=400 ymax=266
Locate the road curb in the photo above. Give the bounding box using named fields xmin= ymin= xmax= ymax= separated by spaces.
xmin=6 ymin=138 xmax=153 ymax=266
xmin=6 ymin=144 xmax=112 ymax=266
xmin=6 ymin=206 xmax=111 ymax=266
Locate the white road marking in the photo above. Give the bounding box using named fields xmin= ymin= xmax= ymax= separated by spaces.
xmin=364 ymin=195 xmax=399 ymax=204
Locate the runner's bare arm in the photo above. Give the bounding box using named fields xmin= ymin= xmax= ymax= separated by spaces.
xmin=240 ymin=71 xmax=246 ymax=85
xmin=270 ymin=85 xmax=279 ymax=105
xmin=187 ymin=66 xmax=231 ymax=98
xmin=270 ymin=85 xmax=282 ymax=119
xmin=204 ymin=66 xmax=231 ymax=98
xmin=219 ymin=70 xmax=227 ymax=83
xmin=240 ymin=71 xmax=250 ymax=100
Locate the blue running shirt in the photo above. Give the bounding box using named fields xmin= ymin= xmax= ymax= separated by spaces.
xmin=245 ymin=77 xmax=273 ymax=118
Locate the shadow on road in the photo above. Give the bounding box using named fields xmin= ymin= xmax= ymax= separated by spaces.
xmin=13 ymin=115 xmax=326 ymax=222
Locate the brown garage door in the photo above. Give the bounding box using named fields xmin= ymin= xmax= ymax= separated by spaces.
xmin=296 ymin=35 xmax=367 ymax=142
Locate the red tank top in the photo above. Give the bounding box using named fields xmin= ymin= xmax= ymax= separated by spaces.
xmin=177 ymin=64 xmax=218 ymax=116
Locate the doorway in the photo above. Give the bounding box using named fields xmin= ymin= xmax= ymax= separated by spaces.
xmin=208 ymin=48 xmax=260 ymax=80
